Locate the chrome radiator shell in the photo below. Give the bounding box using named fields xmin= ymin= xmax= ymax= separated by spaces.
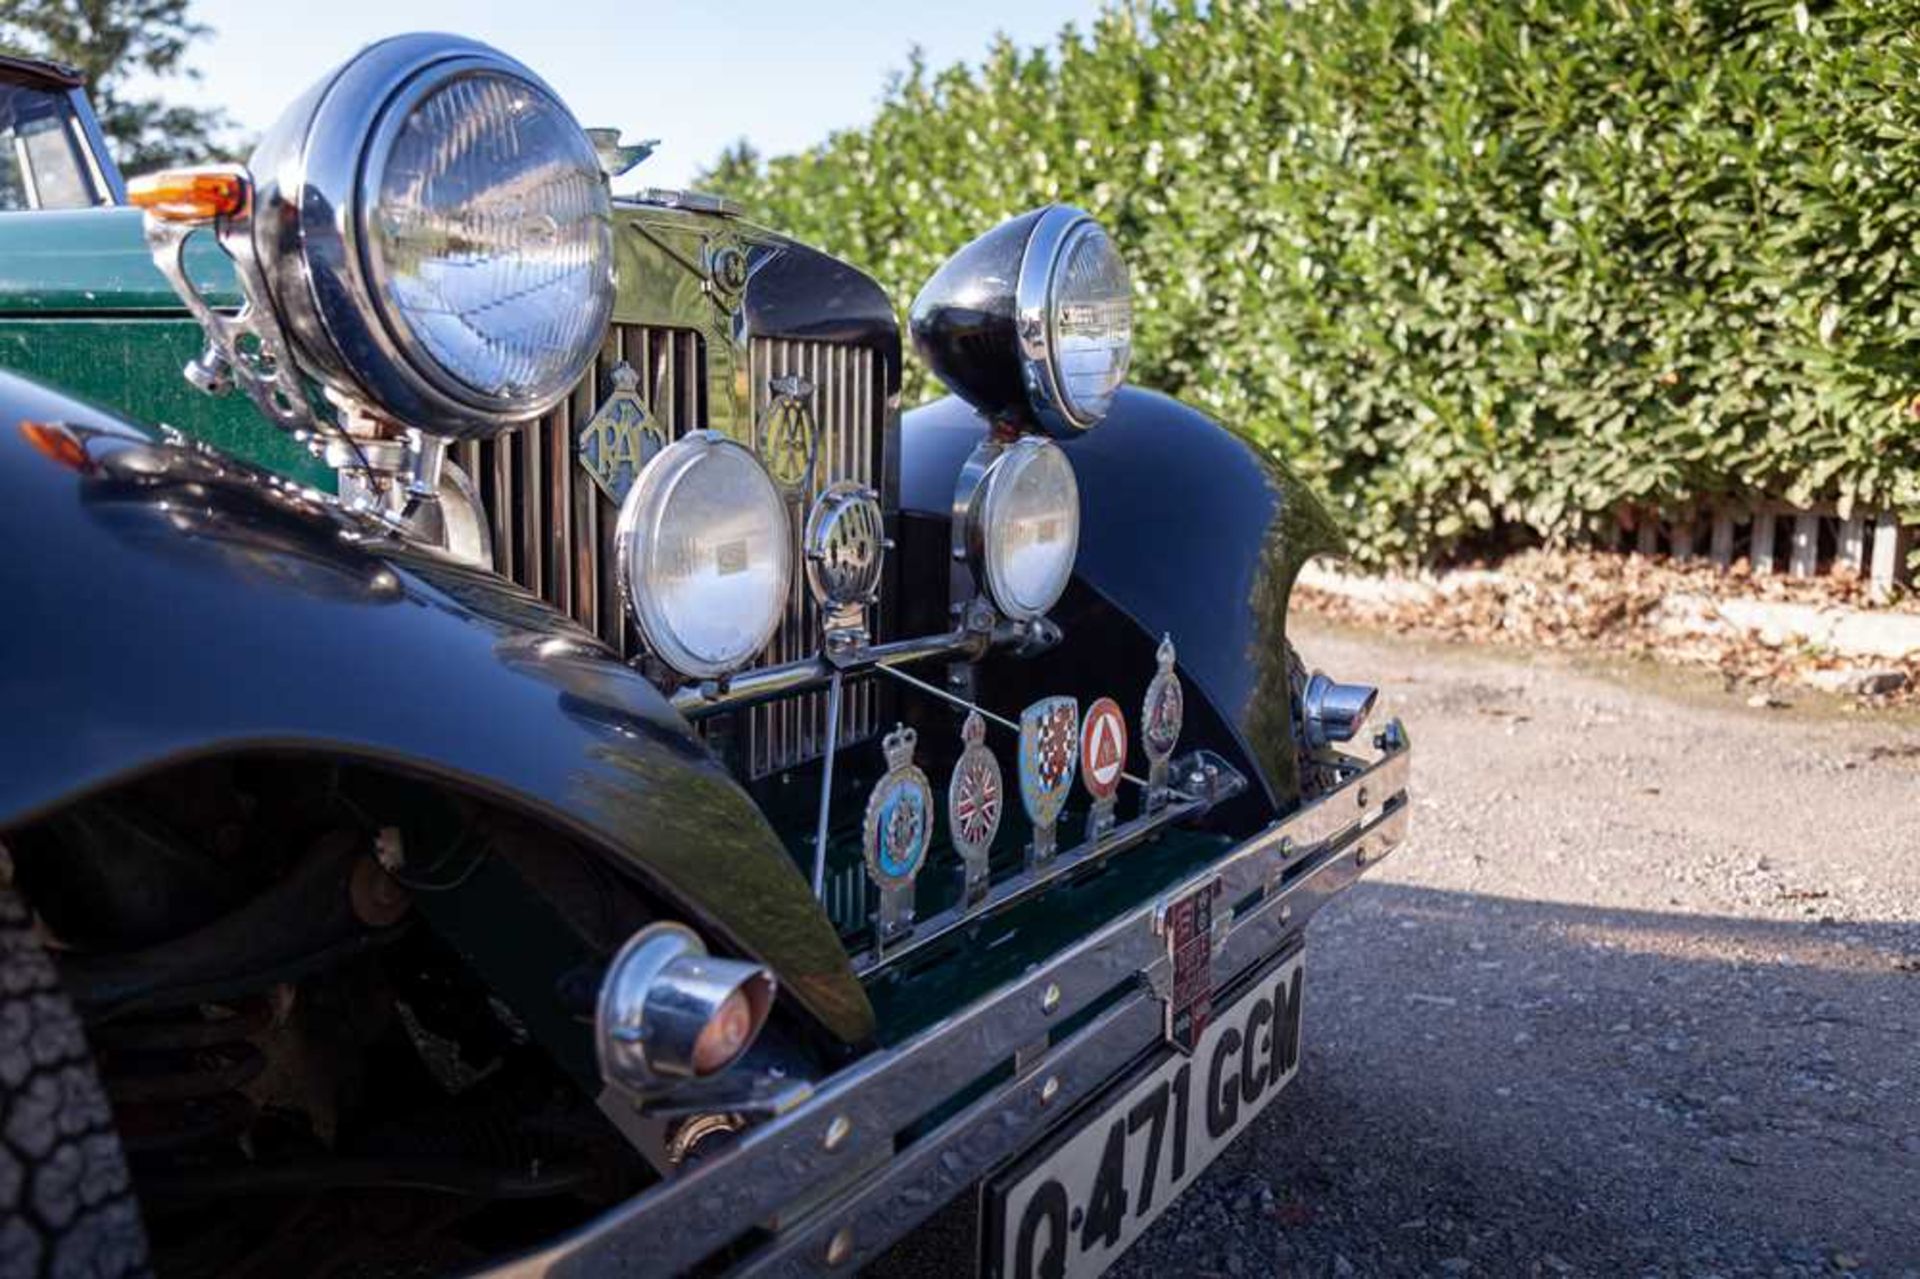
xmin=462 ymin=322 xmax=887 ymax=776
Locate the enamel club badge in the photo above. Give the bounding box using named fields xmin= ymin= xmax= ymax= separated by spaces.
xmin=948 ymin=710 xmax=1003 ymax=907
xmin=1141 ymin=635 xmax=1184 ymax=813
xmin=1018 ymin=696 xmax=1079 ymax=868
xmin=1080 ymin=696 xmax=1129 ymax=840
xmin=863 ymin=725 xmax=933 ymax=948
xmin=576 ymin=362 xmax=665 ymax=505
xmin=758 ymin=373 xmax=819 ymax=497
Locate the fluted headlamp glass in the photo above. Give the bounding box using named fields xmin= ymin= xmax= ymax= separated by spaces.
xmin=1049 ymin=223 xmax=1132 ymax=423
xmin=365 ymin=69 xmax=613 ymax=410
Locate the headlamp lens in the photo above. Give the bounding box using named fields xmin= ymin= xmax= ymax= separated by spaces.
xmin=369 ymin=69 xmax=613 ymax=411
xmin=616 ymin=434 xmax=791 ymax=679
xmin=1049 ymin=223 xmax=1132 ymax=425
xmin=980 ymin=437 xmax=1080 ymax=621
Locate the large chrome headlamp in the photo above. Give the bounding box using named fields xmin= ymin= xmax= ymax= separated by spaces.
xmin=247 ymin=34 xmax=614 ymax=438
xmin=614 ymin=433 xmax=792 ymax=680
xmin=909 ymin=205 xmax=1133 ymax=436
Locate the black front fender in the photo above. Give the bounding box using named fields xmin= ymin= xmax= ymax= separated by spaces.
xmin=901 ymin=388 xmax=1344 ymax=816
xmin=0 ymin=371 xmax=872 ymax=1042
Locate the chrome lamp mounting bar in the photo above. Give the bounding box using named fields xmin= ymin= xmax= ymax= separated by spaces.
xmin=668 ymin=628 xmax=985 ymax=719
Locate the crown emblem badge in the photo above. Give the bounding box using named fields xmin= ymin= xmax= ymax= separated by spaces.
xmin=862 ymin=724 xmax=933 ymax=953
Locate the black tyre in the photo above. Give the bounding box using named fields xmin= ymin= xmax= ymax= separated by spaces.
xmin=0 ymin=887 xmax=149 ymax=1278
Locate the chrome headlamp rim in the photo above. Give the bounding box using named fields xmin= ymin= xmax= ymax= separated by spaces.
xmin=1013 ymin=205 xmax=1128 ymax=437
xmin=967 ymin=435 xmax=1081 ymax=622
xmin=613 ymin=431 xmax=794 ymax=681
xmin=248 ymin=33 xmax=613 ymax=439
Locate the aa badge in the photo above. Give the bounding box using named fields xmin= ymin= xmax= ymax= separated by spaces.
xmin=1018 ymin=696 xmax=1079 ymax=868
xmin=758 ymin=373 xmax=819 ymax=496
xmin=576 ymin=362 xmax=664 ymax=505
xmin=863 ymin=725 xmax=933 ymax=950
xmin=1080 ymin=696 xmax=1128 ymax=840
xmin=948 ymin=711 xmax=1003 ymax=907
xmin=1141 ymin=634 xmax=1184 ymax=813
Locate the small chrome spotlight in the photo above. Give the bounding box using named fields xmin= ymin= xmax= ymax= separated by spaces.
xmin=1301 ymin=673 xmax=1380 ymax=749
xmin=596 ymin=922 xmax=776 ymax=1095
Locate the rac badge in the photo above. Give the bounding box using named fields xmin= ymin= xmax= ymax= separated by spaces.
xmin=576 ymin=362 xmax=664 ymax=505
xmin=758 ymin=373 xmax=819 ymax=497
xmin=948 ymin=710 xmax=1003 ymax=908
xmin=1080 ymin=696 xmax=1128 ymax=840
xmin=863 ymin=724 xmax=933 ymax=952
xmin=1018 ymin=696 xmax=1079 ymax=869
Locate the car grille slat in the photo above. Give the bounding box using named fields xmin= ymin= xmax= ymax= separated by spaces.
xmin=470 ymin=324 xmax=883 ymax=777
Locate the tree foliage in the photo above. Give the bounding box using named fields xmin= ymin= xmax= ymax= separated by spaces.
xmin=0 ymin=0 xmax=229 ymax=172
xmin=704 ymin=0 xmax=1920 ymax=565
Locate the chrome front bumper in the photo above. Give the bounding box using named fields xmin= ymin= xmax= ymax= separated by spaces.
xmin=491 ymin=722 xmax=1413 ymax=1278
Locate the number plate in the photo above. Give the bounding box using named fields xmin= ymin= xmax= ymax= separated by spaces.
xmin=984 ymin=951 xmax=1305 ymax=1279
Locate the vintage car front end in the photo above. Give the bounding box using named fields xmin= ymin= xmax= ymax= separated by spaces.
xmin=0 ymin=34 xmax=1410 ymax=1277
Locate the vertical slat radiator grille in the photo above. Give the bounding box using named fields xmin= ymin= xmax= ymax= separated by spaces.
xmin=462 ymin=324 xmax=884 ymax=778
xmin=746 ymin=336 xmax=882 ymax=779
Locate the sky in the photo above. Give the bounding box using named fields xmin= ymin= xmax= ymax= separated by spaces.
xmin=149 ymin=0 xmax=1106 ymax=189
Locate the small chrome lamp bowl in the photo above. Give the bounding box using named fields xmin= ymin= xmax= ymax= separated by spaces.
xmin=614 ymin=432 xmax=793 ymax=680
xmin=596 ymin=922 xmax=777 ymax=1094
xmin=1300 ymin=673 xmax=1380 ymax=749
xmin=965 ymin=436 xmax=1081 ymax=621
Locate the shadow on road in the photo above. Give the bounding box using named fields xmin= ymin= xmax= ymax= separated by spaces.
xmin=1114 ymin=879 xmax=1920 ymax=1277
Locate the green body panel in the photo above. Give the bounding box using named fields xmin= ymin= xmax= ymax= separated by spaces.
xmin=0 ymin=318 xmax=327 ymax=485
xmin=0 ymin=208 xmax=237 ymax=312
xmin=0 ymin=208 xmax=327 ymax=485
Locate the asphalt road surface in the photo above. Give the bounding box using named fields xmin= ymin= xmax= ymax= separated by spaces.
xmin=882 ymin=620 xmax=1920 ymax=1278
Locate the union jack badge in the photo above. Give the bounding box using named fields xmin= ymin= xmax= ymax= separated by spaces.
xmin=1018 ymin=696 xmax=1079 ymax=868
xmin=863 ymin=724 xmax=933 ymax=951
xmin=1141 ymin=635 xmax=1184 ymax=813
xmin=948 ymin=710 xmax=1003 ymax=908
xmin=576 ymin=362 xmax=665 ymax=505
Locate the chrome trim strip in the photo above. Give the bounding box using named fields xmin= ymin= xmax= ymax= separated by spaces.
xmin=484 ymin=726 xmax=1411 ymax=1278
xmin=669 ymin=629 xmax=985 ymax=719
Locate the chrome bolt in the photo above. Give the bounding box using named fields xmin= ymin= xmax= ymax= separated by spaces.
xmin=825 ymin=1227 xmax=854 ymax=1267
xmin=1041 ymin=983 xmax=1061 ymax=1015
xmin=1040 ymin=1076 xmax=1061 ymax=1106
xmin=823 ymin=1114 xmax=851 ymax=1152
xmin=373 ymin=827 xmax=404 ymax=873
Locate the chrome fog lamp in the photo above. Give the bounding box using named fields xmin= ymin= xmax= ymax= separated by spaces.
xmin=597 ymin=923 xmax=776 ymax=1093
xmin=615 ymin=432 xmax=792 ymax=679
xmin=247 ymin=34 xmax=614 ymax=437
xmin=909 ymin=205 xmax=1132 ymax=436
xmin=1301 ymin=673 xmax=1379 ymax=749
xmin=967 ymin=436 xmax=1081 ymax=621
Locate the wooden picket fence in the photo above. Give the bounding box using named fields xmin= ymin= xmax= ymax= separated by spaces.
xmin=1609 ymin=505 xmax=1914 ymax=599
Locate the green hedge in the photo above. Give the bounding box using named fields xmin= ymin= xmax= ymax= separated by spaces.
xmin=704 ymin=0 xmax=1920 ymax=566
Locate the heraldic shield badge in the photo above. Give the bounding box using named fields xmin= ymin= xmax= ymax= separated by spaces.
xmin=576 ymin=362 xmax=665 ymax=505
xmin=1018 ymin=696 xmax=1079 ymax=868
